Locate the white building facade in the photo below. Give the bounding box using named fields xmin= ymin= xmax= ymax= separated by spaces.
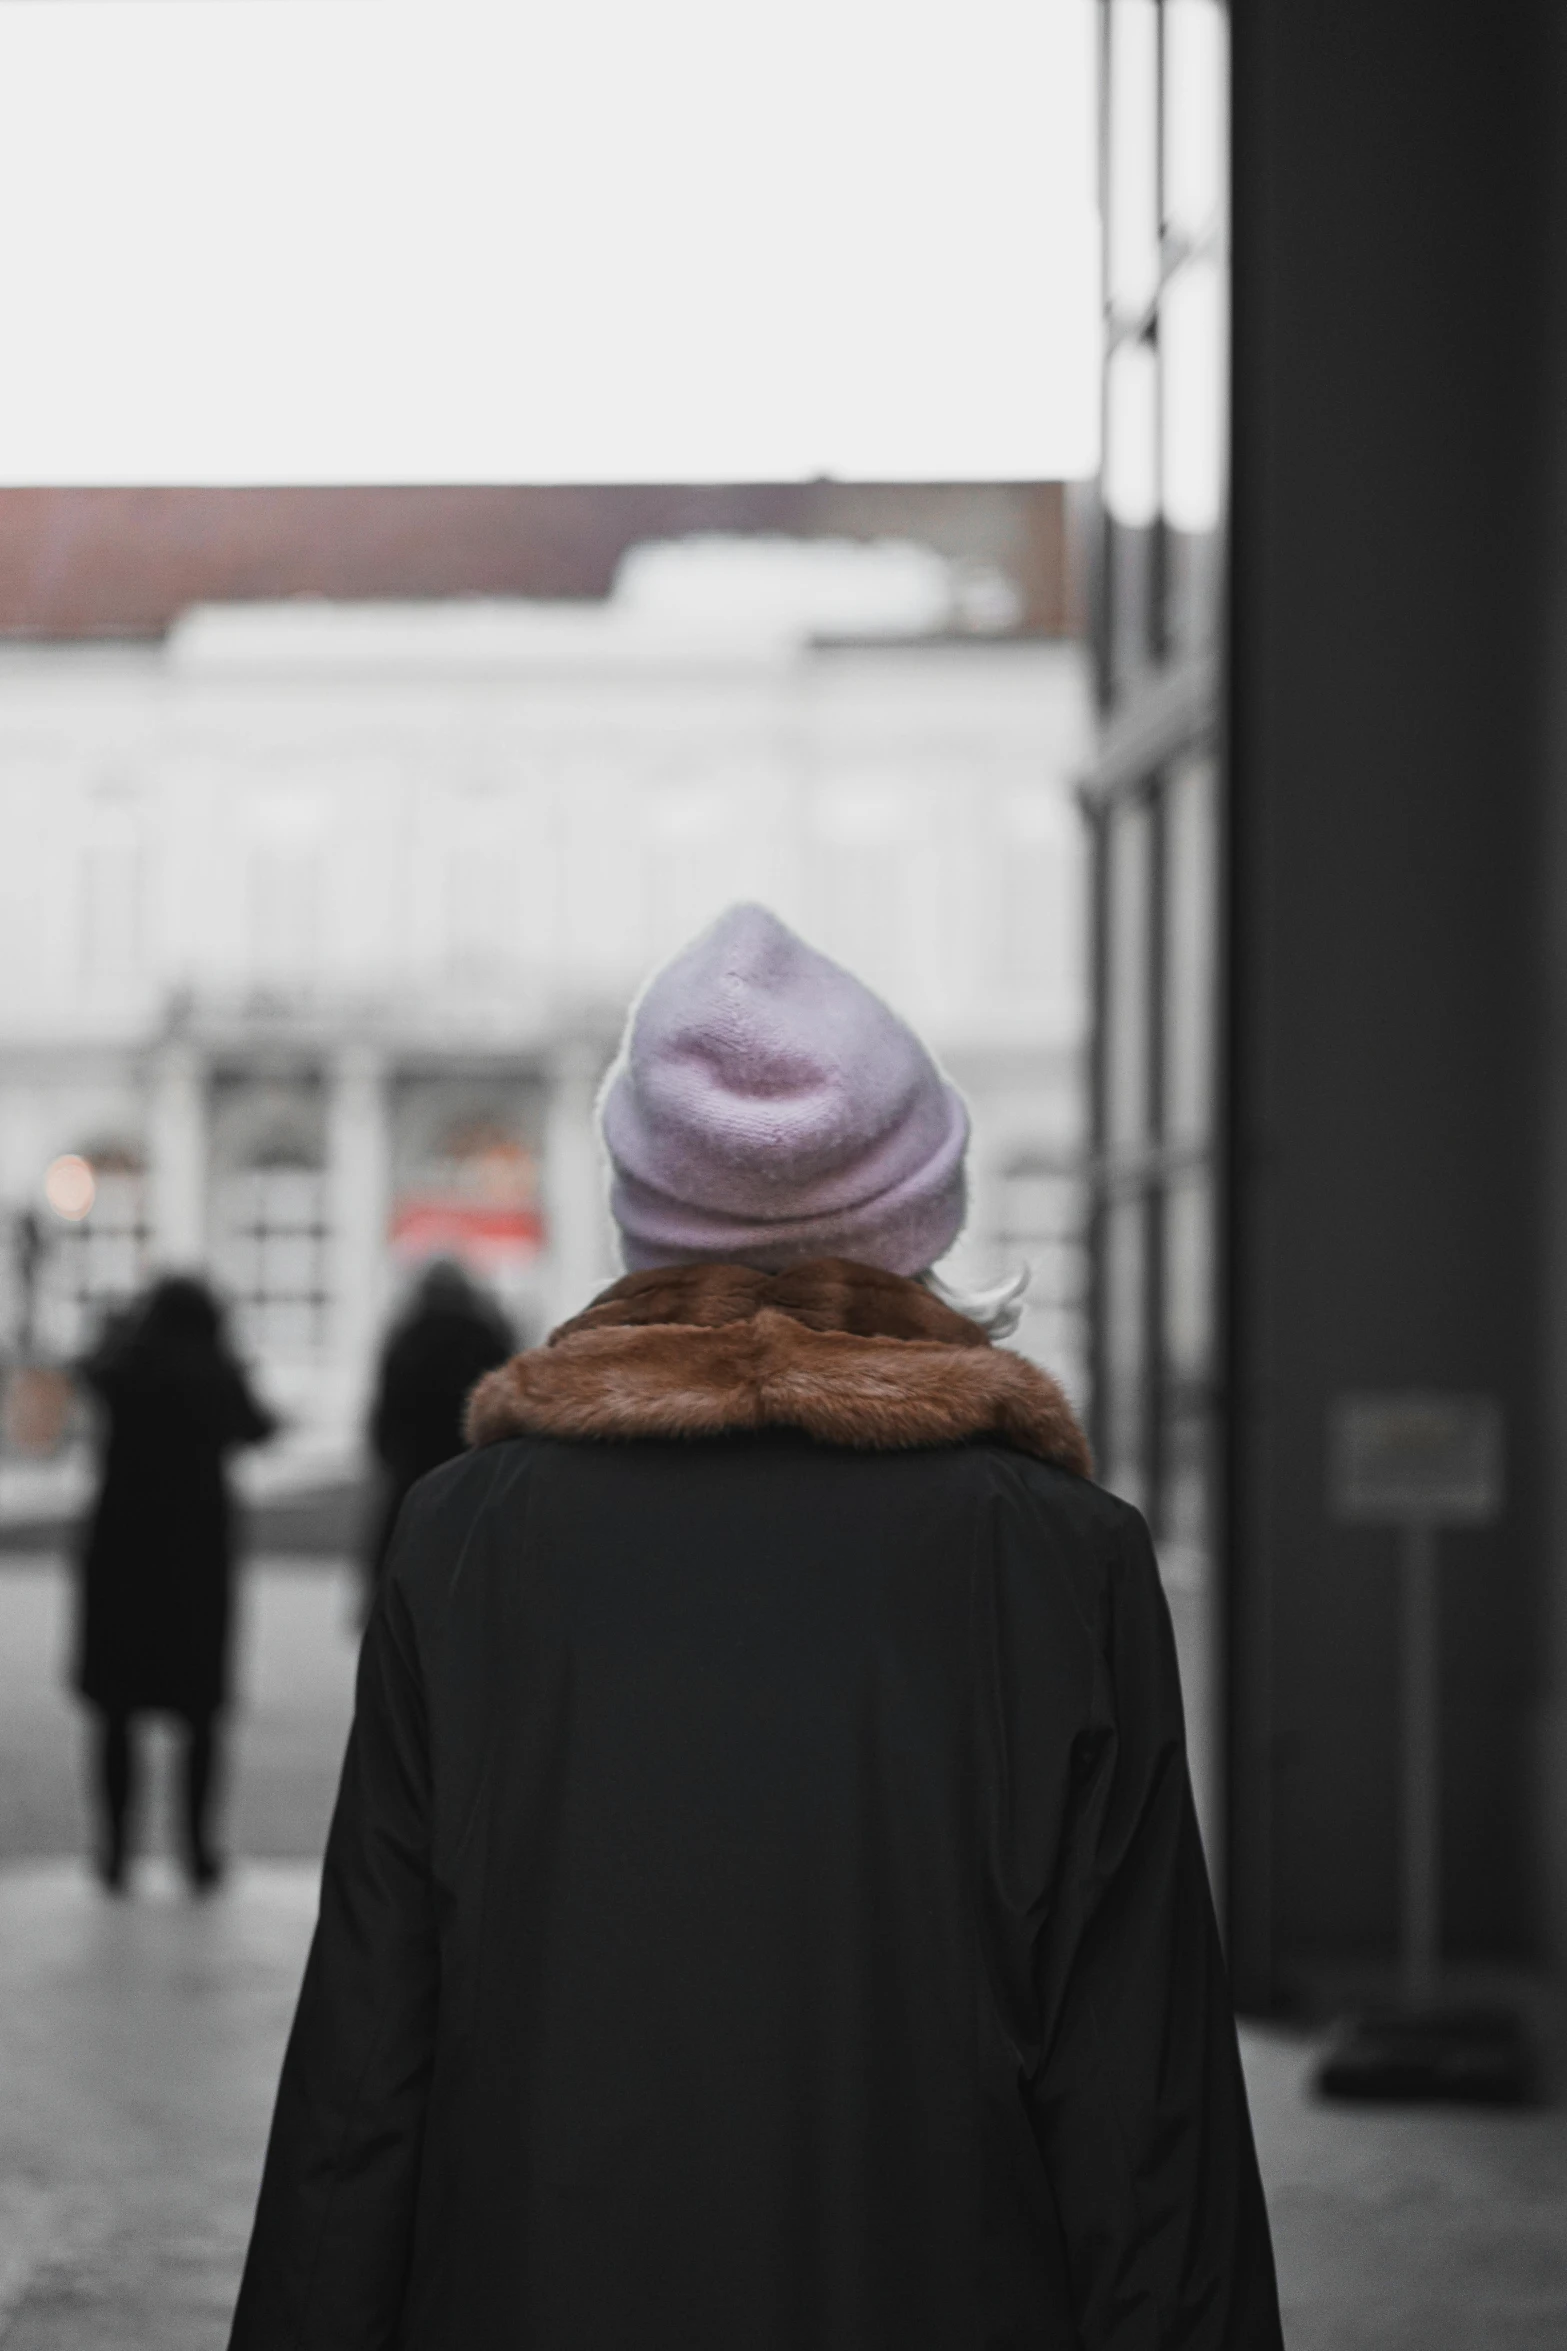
xmin=0 ymin=587 xmax=1092 ymax=1447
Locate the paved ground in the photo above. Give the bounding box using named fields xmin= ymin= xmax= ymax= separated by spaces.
xmin=0 ymin=1861 xmax=1561 ymax=2350
xmin=1249 ymin=2020 xmax=1567 ymax=2350
xmin=0 ymin=1559 xmax=1564 ymax=2348
xmin=0 ymin=1558 xmax=359 ymax=1865
xmin=0 ymin=1555 xmax=358 ymax=2347
xmin=0 ymin=1863 xmax=310 ymax=2350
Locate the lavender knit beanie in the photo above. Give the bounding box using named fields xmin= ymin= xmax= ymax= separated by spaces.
xmin=599 ymin=904 xmax=969 ymax=1277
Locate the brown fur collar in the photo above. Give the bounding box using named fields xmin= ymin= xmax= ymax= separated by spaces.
xmin=466 ymin=1259 xmax=1092 ymax=1475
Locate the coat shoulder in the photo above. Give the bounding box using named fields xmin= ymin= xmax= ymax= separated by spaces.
xmin=963 ymin=1442 xmax=1164 ymax=1643
xmin=379 ymin=1438 xmax=540 ymax=1596
xmin=972 ymin=1439 xmax=1149 ymax=1550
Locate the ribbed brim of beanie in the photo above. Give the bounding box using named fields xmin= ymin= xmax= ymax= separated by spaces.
xmin=599 ymin=903 xmax=969 ymax=1277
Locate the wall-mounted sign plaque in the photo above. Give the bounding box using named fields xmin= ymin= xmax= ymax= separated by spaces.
xmin=1329 ymin=1393 xmax=1504 ymax=1527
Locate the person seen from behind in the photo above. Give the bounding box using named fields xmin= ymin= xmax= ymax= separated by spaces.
xmin=231 ymin=904 xmax=1283 ymax=2349
xmin=76 ymin=1273 xmax=276 ymax=1893
xmin=362 ymin=1256 xmax=514 ymax=1608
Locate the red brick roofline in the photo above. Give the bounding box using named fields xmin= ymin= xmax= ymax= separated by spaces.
xmin=0 ymin=483 xmax=1075 ymax=640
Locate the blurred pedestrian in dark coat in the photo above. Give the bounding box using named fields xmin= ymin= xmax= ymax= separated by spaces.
xmin=75 ymin=1274 xmax=276 ymax=1891
xmin=363 ymin=1259 xmax=513 ymax=1598
xmin=232 ymin=911 xmax=1281 ymax=2351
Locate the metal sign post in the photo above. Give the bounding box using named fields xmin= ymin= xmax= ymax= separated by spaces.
xmin=1398 ymin=1517 xmax=1439 ymax=2006
xmin=1316 ymin=1394 xmax=1528 ymax=2101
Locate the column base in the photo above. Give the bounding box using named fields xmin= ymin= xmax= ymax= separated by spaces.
xmin=1314 ymin=2003 xmax=1534 ymax=2105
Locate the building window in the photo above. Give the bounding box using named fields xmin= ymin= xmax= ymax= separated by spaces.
xmin=1088 ymin=752 xmax=1219 ymax=1528
xmin=37 ymin=1148 xmax=151 ymax=1356
xmin=215 ymin=1159 xmax=330 ymax=1358
xmin=391 ymin=1119 xmax=543 ymax=1276
xmin=389 ymin=1085 xmax=549 ymax=1339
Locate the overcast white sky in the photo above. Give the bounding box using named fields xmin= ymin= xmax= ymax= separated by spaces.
xmin=0 ymin=0 xmax=1099 ymax=485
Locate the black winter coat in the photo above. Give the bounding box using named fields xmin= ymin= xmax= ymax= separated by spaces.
xmin=364 ymin=1277 xmax=514 ymax=1589
xmin=76 ymin=1316 xmax=275 ymax=1717
xmin=231 ymin=1261 xmax=1281 ymax=2351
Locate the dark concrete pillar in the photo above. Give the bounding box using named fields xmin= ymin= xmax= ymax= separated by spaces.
xmin=1225 ymin=1 xmax=1553 ymax=2007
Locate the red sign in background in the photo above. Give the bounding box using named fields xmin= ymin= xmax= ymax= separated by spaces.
xmin=390 ymin=1198 xmax=545 ymax=1269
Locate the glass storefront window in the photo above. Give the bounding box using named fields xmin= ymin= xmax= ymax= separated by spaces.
xmin=1102 ymin=1189 xmax=1150 ymax=1510
xmin=1161 ymin=1174 xmax=1213 ymax=1551
xmin=1087 ymin=0 xmax=1228 ymax=1842
xmin=1160 ymin=254 xmax=1226 ymax=539
xmin=1108 ymin=517 xmax=1160 ymax=701
xmin=1163 ymin=751 xmax=1217 ymax=1143
xmin=1107 ymin=0 xmax=1161 ymax=317
xmin=1162 ymin=0 xmax=1228 ymax=245
xmin=1105 ymin=792 xmax=1156 ymax=1146
xmin=1163 ymin=1172 xmax=1213 ymax=1381
xmin=1104 ymin=335 xmax=1161 ymax=530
